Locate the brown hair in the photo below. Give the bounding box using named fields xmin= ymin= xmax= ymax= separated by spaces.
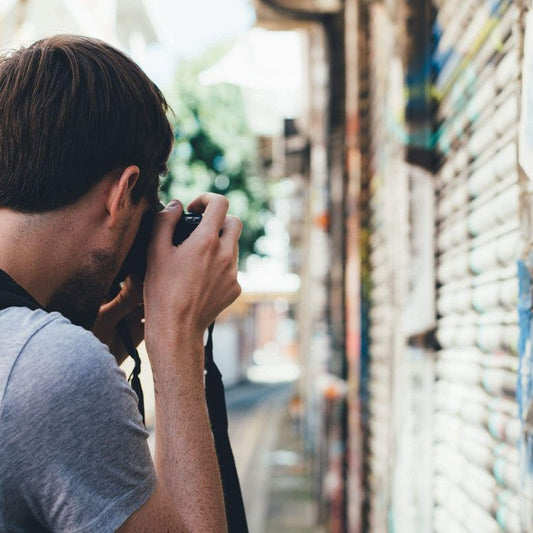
xmin=0 ymin=34 xmax=173 ymax=211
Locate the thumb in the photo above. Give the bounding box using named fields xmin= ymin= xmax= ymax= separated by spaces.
xmin=150 ymin=199 xmax=183 ymax=251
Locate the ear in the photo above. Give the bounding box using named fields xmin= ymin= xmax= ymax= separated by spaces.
xmin=106 ymin=165 xmax=140 ymax=228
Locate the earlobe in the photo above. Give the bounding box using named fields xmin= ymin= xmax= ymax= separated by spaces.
xmin=107 ymin=165 xmax=140 ymax=227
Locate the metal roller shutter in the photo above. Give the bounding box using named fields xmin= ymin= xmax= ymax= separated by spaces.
xmin=365 ymin=3 xmax=411 ymax=531
xmin=433 ymin=1 xmax=522 ymax=531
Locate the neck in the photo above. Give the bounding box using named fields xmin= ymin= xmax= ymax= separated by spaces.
xmin=0 ymin=208 xmax=86 ymax=308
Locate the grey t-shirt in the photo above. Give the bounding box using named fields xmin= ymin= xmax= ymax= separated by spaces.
xmin=0 ymin=307 xmax=156 ymax=532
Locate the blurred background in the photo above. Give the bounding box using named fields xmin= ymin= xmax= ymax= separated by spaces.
xmin=3 ymin=0 xmax=533 ymax=532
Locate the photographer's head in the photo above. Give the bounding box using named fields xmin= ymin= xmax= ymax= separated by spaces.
xmin=0 ymin=35 xmax=174 ymax=328
xmin=0 ymin=34 xmax=172 ymax=211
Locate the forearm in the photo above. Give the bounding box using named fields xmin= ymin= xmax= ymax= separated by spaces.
xmin=150 ymin=337 xmax=227 ymax=533
xmin=140 ymin=195 xmax=241 ymax=532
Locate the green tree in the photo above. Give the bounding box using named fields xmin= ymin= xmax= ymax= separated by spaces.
xmin=160 ymin=55 xmax=271 ymax=266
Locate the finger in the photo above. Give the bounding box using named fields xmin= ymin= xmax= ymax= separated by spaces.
xmin=220 ymin=216 xmax=243 ymax=243
xmin=98 ymin=276 xmax=143 ymax=325
xmin=188 ymin=193 xmax=229 ymax=232
xmin=219 ymin=217 xmax=241 ymax=272
xmin=150 ymin=199 xmax=183 ymax=251
xmin=220 ymin=217 xmax=242 ymax=262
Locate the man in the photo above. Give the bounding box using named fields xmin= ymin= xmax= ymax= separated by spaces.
xmin=0 ymin=35 xmax=241 ymax=532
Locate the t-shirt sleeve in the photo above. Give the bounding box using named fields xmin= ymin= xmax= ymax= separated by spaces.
xmin=1 ymin=316 xmax=156 ymax=533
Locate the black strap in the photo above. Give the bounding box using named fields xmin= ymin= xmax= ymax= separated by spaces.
xmin=0 ymin=270 xmax=41 ymax=311
xmin=117 ymin=321 xmax=146 ymax=426
xmin=204 ymin=323 xmax=249 ymax=533
xmin=108 ymin=280 xmax=146 ymax=425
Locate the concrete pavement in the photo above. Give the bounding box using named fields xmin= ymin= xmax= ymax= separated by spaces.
xmin=227 ymin=381 xmax=325 ymax=533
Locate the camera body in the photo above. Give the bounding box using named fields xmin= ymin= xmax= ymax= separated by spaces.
xmin=173 ymin=213 xmax=202 ymax=245
xmin=115 ymin=206 xmax=202 ymax=283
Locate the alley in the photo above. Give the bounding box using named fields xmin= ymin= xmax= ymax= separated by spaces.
xmin=227 ymin=381 xmax=323 ymax=533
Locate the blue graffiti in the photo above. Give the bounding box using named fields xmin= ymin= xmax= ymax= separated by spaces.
xmin=517 ymin=260 xmax=533 ymax=474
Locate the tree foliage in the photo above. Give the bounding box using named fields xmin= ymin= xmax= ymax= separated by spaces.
xmin=160 ymin=55 xmax=271 ymax=265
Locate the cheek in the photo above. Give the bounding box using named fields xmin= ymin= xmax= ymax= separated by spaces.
xmin=118 ymin=215 xmax=138 ymax=254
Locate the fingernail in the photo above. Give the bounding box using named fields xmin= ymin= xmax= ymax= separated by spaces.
xmin=167 ymin=200 xmax=180 ymax=209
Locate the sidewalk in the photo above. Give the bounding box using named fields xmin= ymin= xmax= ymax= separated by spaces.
xmin=227 ymin=381 xmax=325 ymax=533
xmin=262 ymin=395 xmax=325 ymax=533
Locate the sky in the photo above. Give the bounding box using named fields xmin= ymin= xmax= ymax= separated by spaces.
xmin=139 ymin=0 xmax=256 ymax=88
xmin=152 ymin=0 xmax=256 ymax=59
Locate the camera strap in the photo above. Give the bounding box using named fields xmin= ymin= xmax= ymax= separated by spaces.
xmin=0 ymin=269 xmax=41 ymax=312
xmin=117 ymin=320 xmax=146 ymax=424
xmin=204 ymin=323 xmax=249 ymax=532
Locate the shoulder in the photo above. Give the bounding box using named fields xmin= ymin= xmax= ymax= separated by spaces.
xmin=2 ymin=307 xmax=139 ymax=427
xmin=1 ymin=306 xmax=113 ymax=373
xmin=19 ymin=308 xmax=120 ymax=377
xmin=0 ymin=309 xmax=155 ymax=533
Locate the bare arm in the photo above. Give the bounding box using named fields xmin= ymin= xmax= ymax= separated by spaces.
xmin=118 ymin=194 xmax=241 ymax=533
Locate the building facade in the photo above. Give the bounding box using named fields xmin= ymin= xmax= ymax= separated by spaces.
xmin=254 ymin=0 xmax=533 ymax=531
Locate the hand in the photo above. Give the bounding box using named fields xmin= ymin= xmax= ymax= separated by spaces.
xmin=143 ymin=194 xmax=242 ymax=359
xmin=92 ymin=275 xmax=144 ymax=365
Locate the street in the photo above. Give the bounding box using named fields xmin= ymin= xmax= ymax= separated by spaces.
xmin=226 ymin=381 xmax=292 ymax=533
xmin=227 ymin=380 xmax=323 ymax=533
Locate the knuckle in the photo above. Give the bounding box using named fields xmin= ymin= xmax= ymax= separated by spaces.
xmin=201 ymin=229 xmax=219 ymax=249
xmin=223 ymin=249 xmax=237 ymax=270
xmin=223 ymin=256 xmax=234 ymax=272
xmin=222 ymin=245 xmax=233 ymax=261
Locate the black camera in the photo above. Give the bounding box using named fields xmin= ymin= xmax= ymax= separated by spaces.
xmin=115 ymin=203 xmax=202 ymax=283
xmin=173 ymin=212 xmax=203 ymax=245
